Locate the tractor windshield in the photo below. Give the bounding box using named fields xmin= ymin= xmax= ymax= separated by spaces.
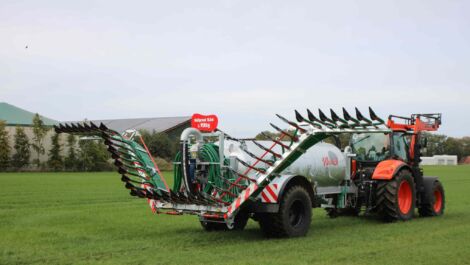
xmin=350 ymin=133 xmax=390 ymax=162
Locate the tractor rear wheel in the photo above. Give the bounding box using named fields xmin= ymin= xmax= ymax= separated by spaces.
xmin=376 ymin=170 xmax=416 ymax=222
xmin=419 ymin=180 xmax=445 ymax=217
xmin=258 ymin=185 xmax=312 ymax=237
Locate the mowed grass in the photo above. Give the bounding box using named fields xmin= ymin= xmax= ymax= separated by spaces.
xmin=1 ymin=166 xmax=470 ymax=265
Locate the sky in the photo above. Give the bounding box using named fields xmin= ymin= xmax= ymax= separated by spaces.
xmin=1 ymin=0 xmax=469 ymax=137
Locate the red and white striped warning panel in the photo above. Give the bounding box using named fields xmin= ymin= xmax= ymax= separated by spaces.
xmin=260 ymin=184 xmax=280 ymax=203
xmin=226 ymin=183 xmax=258 ymax=218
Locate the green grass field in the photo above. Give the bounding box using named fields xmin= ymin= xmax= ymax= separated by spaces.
xmin=1 ymin=166 xmax=470 ymax=265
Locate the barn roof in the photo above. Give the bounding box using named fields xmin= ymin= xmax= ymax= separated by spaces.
xmin=1 ymin=102 xmax=190 ymax=133
xmin=0 ymin=102 xmax=59 ymax=126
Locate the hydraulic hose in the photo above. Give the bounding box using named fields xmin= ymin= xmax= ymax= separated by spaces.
xmin=173 ymin=143 xmax=239 ymax=202
xmin=173 ymin=152 xmax=182 ymax=191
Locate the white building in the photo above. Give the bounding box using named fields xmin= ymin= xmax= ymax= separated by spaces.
xmin=421 ymin=155 xmax=458 ymax=166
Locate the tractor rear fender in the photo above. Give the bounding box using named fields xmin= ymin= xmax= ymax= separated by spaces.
xmin=371 ymin=159 xmax=412 ymax=180
xmin=277 ymin=175 xmax=315 ymax=207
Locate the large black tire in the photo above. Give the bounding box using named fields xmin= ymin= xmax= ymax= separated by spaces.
xmin=376 ymin=170 xmax=416 ymax=222
xmin=259 ymin=185 xmax=312 ymax=237
xmin=419 ymin=180 xmax=445 ymax=217
xmin=230 ymin=210 xmax=250 ymax=230
xmin=200 ymin=210 xmax=249 ymax=231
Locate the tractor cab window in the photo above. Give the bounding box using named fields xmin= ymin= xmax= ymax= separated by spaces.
xmin=350 ymin=133 xmax=390 ymax=162
xmin=392 ymin=132 xmax=409 ymax=161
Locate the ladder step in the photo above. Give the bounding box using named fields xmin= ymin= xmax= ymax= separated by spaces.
xmin=269 ymin=123 xmax=298 ymax=142
xmin=252 ymin=140 xmax=283 ymax=158
xmin=275 ymin=114 xmax=307 ymax=133
xmin=236 ymin=158 xmax=267 ymax=174
xmin=222 ymin=177 xmax=248 ymax=189
xmin=241 ymin=148 xmax=274 ymax=166
xmin=261 ymin=132 xmax=291 ymax=150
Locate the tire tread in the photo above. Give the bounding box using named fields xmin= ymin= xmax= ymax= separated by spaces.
xmin=376 ymin=170 xmax=415 ymax=222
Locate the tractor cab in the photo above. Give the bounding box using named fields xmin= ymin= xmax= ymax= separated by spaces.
xmin=349 ymin=113 xmax=442 ymax=165
xmin=350 ymin=132 xmax=411 ymax=163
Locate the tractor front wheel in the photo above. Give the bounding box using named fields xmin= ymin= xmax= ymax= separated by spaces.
xmin=376 ymin=170 xmax=416 ymax=222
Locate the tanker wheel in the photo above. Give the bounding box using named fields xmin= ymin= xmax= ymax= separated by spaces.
xmin=259 ymin=185 xmax=312 ymax=237
xmin=376 ymin=170 xmax=416 ymax=222
xmin=418 ymin=180 xmax=445 ymax=217
xmin=200 ymin=210 xmax=249 ymax=231
xmin=229 ymin=210 xmax=250 ymax=230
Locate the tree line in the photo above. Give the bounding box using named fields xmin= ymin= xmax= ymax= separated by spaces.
xmin=421 ymin=132 xmax=470 ymax=161
xmin=0 ymin=114 xmax=112 ymax=172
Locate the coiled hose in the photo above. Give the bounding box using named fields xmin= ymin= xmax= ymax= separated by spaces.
xmin=173 ymin=143 xmax=239 ymax=202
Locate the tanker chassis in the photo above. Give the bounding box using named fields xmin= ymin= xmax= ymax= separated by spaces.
xmin=55 ymin=108 xmax=445 ymax=237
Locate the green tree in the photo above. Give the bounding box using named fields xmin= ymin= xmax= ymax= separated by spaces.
xmin=324 ymin=134 xmax=351 ymax=150
xmin=254 ymin=129 xmax=302 ymax=142
xmin=255 ymin=130 xmax=280 ymax=140
xmin=78 ymin=139 xmax=112 ymax=171
xmin=0 ymin=121 xmax=11 ymax=171
xmin=421 ymin=132 xmax=447 ymax=156
xmin=31 ymin=114 xmax=49 ymax=167
xmin=141 ymin=130 xmax=175 ymax=160
xmin=443 ymin=137 xmax=464 ymax=160
xmin=12 ymin=127 xmax=30 ymax=170
xmin=48 ymin=133 xmax=63 ymax=171
xmin=64 ymin=134 xmax=79 ymax=171
xmin=462 ymin=137 xmax=470 ymax=160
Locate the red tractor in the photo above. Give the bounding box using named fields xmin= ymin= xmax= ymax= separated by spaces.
xmin=329 ymin=112 xmax=444 ymax=221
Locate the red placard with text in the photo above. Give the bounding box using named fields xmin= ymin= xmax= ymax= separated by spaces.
xmin=191 ymin=114 xmax=218 ymax=132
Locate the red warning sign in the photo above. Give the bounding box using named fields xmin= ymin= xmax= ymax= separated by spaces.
xmin=191 ymin=114 xmax=218 ymax=132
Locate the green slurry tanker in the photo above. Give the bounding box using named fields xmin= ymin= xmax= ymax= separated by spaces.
xmin=55 ymin=108 xmax=445 ymax=237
